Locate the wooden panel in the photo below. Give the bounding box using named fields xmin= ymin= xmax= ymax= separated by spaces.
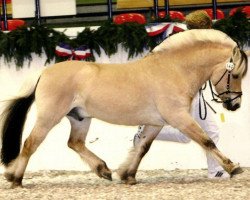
xmin=117 ymin=0 xmax=247 ymax=9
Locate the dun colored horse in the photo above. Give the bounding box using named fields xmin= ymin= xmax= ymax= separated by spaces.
xmin=0 ymin=29 xmax=248 ymax=188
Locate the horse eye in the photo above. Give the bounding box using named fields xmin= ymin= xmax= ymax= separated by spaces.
xmin=232 ymin=74 xmax=239 ymax=79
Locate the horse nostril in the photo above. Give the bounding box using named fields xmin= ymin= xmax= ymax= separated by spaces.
xmin=234 ymin=103 xmax=240 ymax=110
xmin=229 ymin=103 xmax=240 ymax=111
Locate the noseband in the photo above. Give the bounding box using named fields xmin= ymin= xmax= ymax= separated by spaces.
xmin=209 ymin=59 xmax=242 ymax=104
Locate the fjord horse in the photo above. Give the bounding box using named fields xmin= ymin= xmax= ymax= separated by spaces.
xmin=0 ymin=29 xmax=248 ymax=187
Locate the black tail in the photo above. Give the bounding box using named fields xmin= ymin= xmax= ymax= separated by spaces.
xmin=1 ymin=91 xmax=35 ymax=166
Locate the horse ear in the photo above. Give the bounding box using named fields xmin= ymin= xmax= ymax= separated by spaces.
xmin=245 ymin=50 xmax=250 ymax=57
xmin=232 ymin=46 xmax=241 ymax=60
xmin=232 ymin=47 xmax=246 ymax=77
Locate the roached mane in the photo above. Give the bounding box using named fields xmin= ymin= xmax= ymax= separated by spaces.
xmin=152 ymin=29 xmax=237 ymax=53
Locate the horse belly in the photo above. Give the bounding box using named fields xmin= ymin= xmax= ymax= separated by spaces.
xmin=84 ymin=99 xmax=164 ymax=126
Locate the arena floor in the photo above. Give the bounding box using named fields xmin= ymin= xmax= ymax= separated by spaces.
xmin=0 ymin=168 xmax=249 ymax=200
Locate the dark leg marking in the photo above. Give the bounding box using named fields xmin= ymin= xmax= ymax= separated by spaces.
xmin=140 ymin=142 xmax=152 ymax=158
xmin=4 ymin=172 xmax=15 ymax=182
xmin=203 ymin=139 xmax=216 ymax=150
xmin=67 ymin=107 xmax=84 ymax=121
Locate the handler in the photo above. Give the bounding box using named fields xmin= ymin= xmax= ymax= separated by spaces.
xmin=134 ymin=10 xmax=230 ymax=179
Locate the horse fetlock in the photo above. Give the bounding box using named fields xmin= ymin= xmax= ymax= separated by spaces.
xmin=4 ymin=174 xmax=23 ymax=189
xmin=117 ymin=168 xmax=128 ymax=181
xmin=11 ymin=177 xmax=23 ymax=189
xmin=4 ymin=172 xmax=15 ymax=182
xmin=95 ymin=162 xmax=112 ymax=181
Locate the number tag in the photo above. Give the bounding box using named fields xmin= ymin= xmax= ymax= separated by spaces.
xmin=226 ymin=62 xmax=235 ymax=71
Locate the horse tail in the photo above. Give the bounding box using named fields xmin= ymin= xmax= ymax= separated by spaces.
xmin=0 ymin=70 xmax=42 ymax=166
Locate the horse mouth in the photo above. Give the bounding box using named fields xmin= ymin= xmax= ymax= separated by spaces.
xmin=223 ymin=102 xmax=240 ymax=111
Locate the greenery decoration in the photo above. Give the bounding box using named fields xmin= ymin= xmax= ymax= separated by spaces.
xmin=57 ymin=22 xmax=156 ymax=63
xmin=213 ymin=10 xmax=250 ymax=47
xmin=0 ymin=25 xmax=68 ymax=67
xmin=0 ymin=12 xmax=248 ymax=68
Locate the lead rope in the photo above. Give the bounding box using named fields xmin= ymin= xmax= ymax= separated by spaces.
xmin=198 ymin=89 xmax=207 ymax=120
xmin=198 ymin=83 xmax=217 ymax=120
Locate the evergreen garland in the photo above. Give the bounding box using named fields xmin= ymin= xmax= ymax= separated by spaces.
xmin=92 ymin=22 xmax=156 ymax=58
xmin=0 ymin=13 xmax=248 ymax=68
xmin=213 ymin=10 xmax=250 ymax=47
xmin=74 ymin=27 xmax=100 ymax=61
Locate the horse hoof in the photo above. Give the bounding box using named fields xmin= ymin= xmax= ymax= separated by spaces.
xmin=11 ymin=182 xmax=23 ymax=189
xmin=96 ymin=163 xmax=112 ymax=181
xmin=231 ymin=166 xmax=244 ymax=177
xmin=101 ymin=171 xmax=112 ymax=181
xmin=125 ymin=177 xmax=137 ymax=185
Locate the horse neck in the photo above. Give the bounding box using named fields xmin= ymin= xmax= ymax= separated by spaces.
xmin=150 ymin=45 xmax=233 ymax=96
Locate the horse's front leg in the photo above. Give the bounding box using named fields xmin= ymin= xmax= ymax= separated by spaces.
xmin=170 ymin=112 xmax=243 ymax=176
xmin=67 ymin=117 xmax=112 ymax=181
xmin=117 ymin=125 xmax=163 ymax=185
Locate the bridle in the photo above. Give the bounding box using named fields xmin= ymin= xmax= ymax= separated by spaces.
xmin=199 ymin=56 xmax=245 ymax=120
xmin=208 ymin=59 xmax=242 ymax=104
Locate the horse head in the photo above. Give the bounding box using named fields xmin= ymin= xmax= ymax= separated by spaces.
xmin=210 ymin=47 xmax=248 ymax=111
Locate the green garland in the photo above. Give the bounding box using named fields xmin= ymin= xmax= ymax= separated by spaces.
xmin=0 ymin=12 xmax=248 ymax=68
xmin=0 ymin=25 xmax=68 ymax=67
xmin=213 ymin=11 xmax=250 ymax=47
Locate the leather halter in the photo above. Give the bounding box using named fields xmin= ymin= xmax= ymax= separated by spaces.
xmin=209 ymin=59 xmax=242 ymax=104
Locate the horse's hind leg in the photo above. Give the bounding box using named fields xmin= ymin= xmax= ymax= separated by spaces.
xmin=67 ymin=116 xmax=112 ymax=181
xmin=117 ymin=125 xmax=162 ymax=185
xmin=4 ymin=118 xmax=58 ymax=188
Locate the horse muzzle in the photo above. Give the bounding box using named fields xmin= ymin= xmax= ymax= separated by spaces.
xmin=223 ymin=100 xmax=241 ymax=111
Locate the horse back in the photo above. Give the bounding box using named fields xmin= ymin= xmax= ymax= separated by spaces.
xmin=35 ymin=61 xmax=164 ymax=126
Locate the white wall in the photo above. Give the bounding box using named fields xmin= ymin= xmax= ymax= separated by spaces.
xmin=0 ymin=28 xmax=249 ymax=174
xmin=12 ymin=0 xmax=76 ymax=18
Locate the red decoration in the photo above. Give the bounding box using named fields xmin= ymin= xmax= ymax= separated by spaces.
xmin=203 ymin=9 xmax=225 ymax=19
xmin=146 ymin=23 xmax=171 ymax=36
xmin=158 ymin=11 xmax=185 ymax=21
xmin=229 ymin=6 xmax=250 ymax=18
xmin=0 ymin=0 xmax=11 ymax=4
xmin=146 ymin=23 xmax=185 ymax=37
xmin=172 ymin=26 xmax=184 ymax=33
xmin=113 ymin=13 xmax=147 ymax=25
xmin=1 ymin=20 xmax=25 ymax=31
